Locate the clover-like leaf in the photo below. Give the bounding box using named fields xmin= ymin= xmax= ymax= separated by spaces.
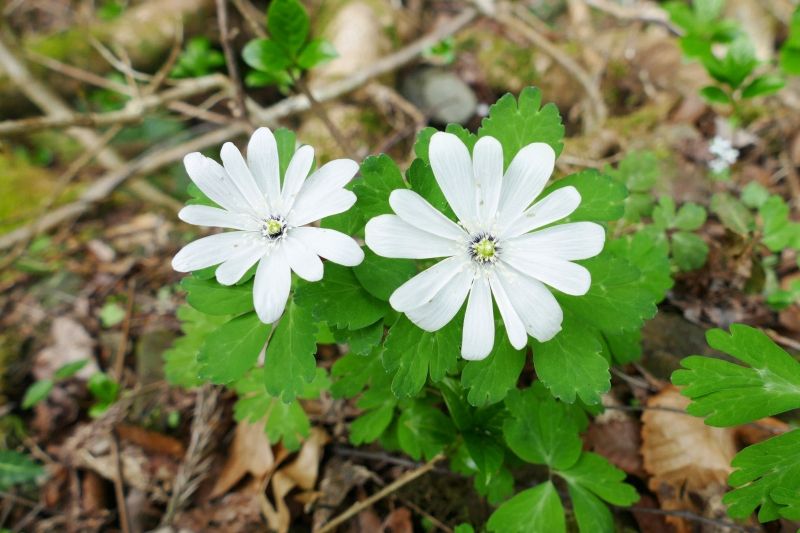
xmin=487 ymin=481 xmax=565 ymax=533
xmin=198 ymin=312 xmax=268 ymax=384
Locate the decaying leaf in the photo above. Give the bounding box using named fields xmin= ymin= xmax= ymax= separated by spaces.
xmin=210 ymin=420 xmax=278 ymax=499
xmin=641 ymin=386 xmax=737 ymax=531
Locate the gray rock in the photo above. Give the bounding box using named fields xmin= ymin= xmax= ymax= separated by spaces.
xmin=401 ymin=68 xmax=478 ymax=125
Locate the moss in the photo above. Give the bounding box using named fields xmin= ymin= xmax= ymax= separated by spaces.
xmin=0 ymin=148 xmax=82 ymax=233
xmin=457 ymin=24 xmax=539 ymax=94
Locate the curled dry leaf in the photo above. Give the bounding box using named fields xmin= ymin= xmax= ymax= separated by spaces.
xmin=586 ymin=395 xmax=645 ymax=477
xmin=261 ymin=427 xmax=330 ymax=533
xmin=210 ymin=420 xmax=277 ymax=499
xmin=641 ymin=386 xmax=737 ymax=531
xmin=312 ymin=457 xmax=377 ymax=530
xmin=34 ymin=317 xmax=99 ymax=381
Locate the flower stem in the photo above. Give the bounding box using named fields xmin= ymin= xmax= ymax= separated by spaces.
xmin=292 ymin=73 xmax=356 ymax=159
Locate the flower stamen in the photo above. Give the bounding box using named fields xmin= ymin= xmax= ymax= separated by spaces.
xmin=469 ymin=233 xmax=499 ymax=264
xmin=261 ymin=216 xmax=287 ymax=240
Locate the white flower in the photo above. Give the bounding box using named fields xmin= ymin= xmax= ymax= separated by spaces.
xmin=708 ymin=136 xmax=739 ymax=173
xmin=365 ymin=132 xmax=605 ymax=360
xmin=172 ymin=127 xmax=364 ymax=323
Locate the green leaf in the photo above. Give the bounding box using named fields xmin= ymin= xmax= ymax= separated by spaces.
xmin=487 ymin=482 xmax=565 ymax=533
xmin=22 ymin=379 xmax=53 ymax=409
xmin=780 ymin=46 xmax=800 ymax=76
xmin=351 ymin=403 xmax=395 ymax=444
xmin=396 ymin=400 xmax=455 ymax=460
xmin=672 ymin=324 xmax=800 ymax=426
xmin=242 ymin=38 xmax=292 ymax=73
xmin=724 ymin=430 xmax=800 ymax=522
xmin=699 ymin=85 xmax=732 ymax=104
xmin=503 ymin=383 xmax=582 ymax=470
xmin=382 ymin=316 xmax=460 ymax=398
xmin=543 ymin=170 xmax=626 ymax=223
xmin=605 ymin=151 xmax=659 ymax=222
xmin=54 ymin=359 xmax=89 ymax=380
xmin=560 ymin=453 xmax=638 ymax=533
xmin=741 ymin=74 xmax=785 ymax=99
xmin=354 ymin=249 xmax=417 ymax=301
xmin=333 ymin=320 xmax=384 ymax=356
xmin=533 ymin=315 xmax=609 ymax=405
xmin=198 ymin=312 xmax=268 ymax=384
xmin=353 ymin=154 xmax=406 ymax=223
xmin=331 ymin=349 xmax=387 ymax=398
xmin=274 ymin=128 xmax=296 ymax=183
xmin=263 ymin=298 xmax=318 ymax=402
xmin=673 ymin=202 xmax=707 ymax=231
xmin=295 ymin=264 xmax=388 ymax=330
xmin=711 ymin=192 xmax=754 ymax=235
xmin=560 ymin=253 xmax=658 ymax=332
xmin=99 ymin=302 xmax=126 ymax=328
xmin=671 ymin=231 xmax=709 ymax=271
xmin=164 ymin=305 xmax=229 ymax=388
xmin=461 ymin=333 xmax=526 ymax=407
xmin=233 ymin=367 xmax=317 ymax=450
xmin=181 ymin=276 xmax=254 ymax=316
xmin=741 ymin=182 xmax=770 ymax=209
xmin=267 ymin=0 xmax=309 ymax=55
xmin=651 ymin=196 xmax=676 ymax=230
xmin=606 ymin=229 xmax=673 ymax=303
xmin=706 ymin=36 xmax=758 ymax=89
xmin=0 ymin=450 xmax=44 ymax=489
xmin=87 ymin=372 xmax=119 ymax=417
xmin=297 ymin=38 xmax=337 ymax=69
xmin=760 ymin=195 xmax=800 ymax=252
xmin=479 ymin=87 xmax=565 ymax=166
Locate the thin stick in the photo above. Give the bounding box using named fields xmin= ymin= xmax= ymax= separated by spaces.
xmin=318 ymin=455 xmax=444 ymax=533
xmin=624 ymin=506 xmax=757 ymax=532
xmin=113 ymin=280 xmax=136 ymax=382
xmin=216 ymin=0 xmax=251 ymax=126
xmin=232 ymin=0 xmax=267 ymax=38
xmin=110 ymin=432 xmax=131 ymax=533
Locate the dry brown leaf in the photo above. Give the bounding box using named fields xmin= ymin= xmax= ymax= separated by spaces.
xmin=642 ymin=386 xmax=736 ymax=492
xmin=312 ymin=458 xmax=377 ymax=530
xmin=586 ymin=397 xmax=644 ymax=477
xmin=117 ymin=424 xmax=185 ymax=458
xmin=382 ymin=507 xmax=413 ymax=533
xmin=209 ymin=420 xmax=276 ymax=499
xmin=260 ymin=427 xmax=330 ymax=533
xmin=641 ymin=386 xmax=737 ymax=531
xmin=735 ymin=416 xmax=791 ymax=446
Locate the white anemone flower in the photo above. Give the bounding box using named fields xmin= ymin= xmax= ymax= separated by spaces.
xmin=172 ymin=127 xmax=364 ymax=323
xmin=365 ymin=132 xmax=605 ymax=360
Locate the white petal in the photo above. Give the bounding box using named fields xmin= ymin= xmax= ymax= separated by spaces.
xmin=289 ymin=188 xmax=356 ymax=227
xmin=292 ymin=227 xmax=364 ymax=266
xmin=495 ymin=266 xmax=562 ymax=341
xmin=283 ymin=235 xmax=323 ymax=282
xmin=184 ymin=152 xmax=252 ymax=214
xmin=292 ymin=159 xmax=358 ymax=225
xmin=365 ymin=214 xmax=459 ymax=259
xmin=220 ymin=142 xmax=269 ymax=216
xmin=405 ymin=267 xmax=473 ymax=331
xmin=488 ymin=271 xmax=527 ymax=350
xmin=172 ymin=231 xmax=252 ymax=272
xmin=178 ymin=205 xmax=260 ymax=231
xmin=500 ymin=186 xmax=581 ymax=239
xmin=461 ymin=275 xmax=495 ymax=360
xmin=389 ymin=189 xmax=465 ymax=241
xmin=507 ymin=222 xmax=606 ymax=260
xmin=247 ymin=127 xmax=281 ymax=208
xmin=429 ymin=132 xmax=477 ymax=227
xmin=253 ymin=247 xmax=291 ymax=324
xmin=502 ymin=252 xmax=591 ymax=296
xmin=390 ymin=256 xmax=467 ymax=312
xmin=215 ymin=242 xmax=265 ymax=285
xmin=496 ymin=143 xmax=555 ymax=230
xmin=472 ymin=136 xmax=504 ymax=225
xmin=281 ymin=145 xmax=315 ymax=211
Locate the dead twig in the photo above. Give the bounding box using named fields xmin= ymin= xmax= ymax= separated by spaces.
xmin=110 ymin=432 xmax=131 ymax=533
xmin=624 ymin=506 xmax=758 ymax=533
xmin=216 ymin=0 xmax=251 ymax=127
xmin=113 ymin=280 xmax=137 ymax=382
xmin=317 ymin=454 xmax=444 ymax=533
xmin=583 ymin=0 xmax=681 ymax=35
xmin=293 ymin=73 xmax=357 ymax=158
xmin=232 ymin=0 xmax=267 ymax=38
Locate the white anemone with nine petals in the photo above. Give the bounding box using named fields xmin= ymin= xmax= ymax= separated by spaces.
xmin=365 ymin=132 xmax=605 ymax=360
xmin=172 ymin=127 xmax=364 ymax=323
